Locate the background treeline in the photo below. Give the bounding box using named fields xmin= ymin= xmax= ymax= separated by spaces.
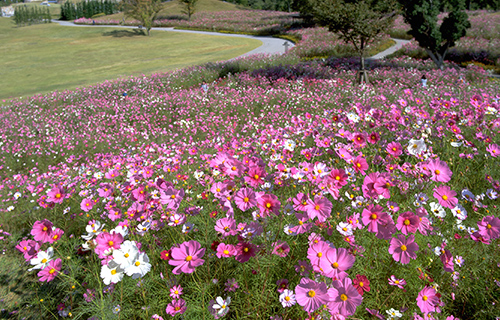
xmin=13 ymin=5 xmax=51 ymax=26
xmin=59 ymin=0 xmax=118 ymax=20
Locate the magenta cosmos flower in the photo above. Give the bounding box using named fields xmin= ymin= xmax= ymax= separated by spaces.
xmin=433 ymin=185 xmax=458 ymax=209
xmin=328 ymin=168 xmax=348 ymax=188
xmin=38 ymin=258 xmax=62 ymax=282
xmin=352 ymin=155 xmax=369 ymax=175
xmin=396 ymin=211 xmax=420 ymax=235
xmin=47 ymin=186 xmax=66 ymax=204
xmin=31 ymin=219 xmax=54 ymax=243
xmin=361 ymin=205 xmax=390 ymax=234
xmin=166 ymin=298 xmax=186 ymax=316
xmin=388 ymin=234 xmax=419 ymax=264
xmin=257 ymin=193 xmax=281 ymax=217
xmin=486 ymin=143 xmax=500 ymax=157
xmin=386 ymin=141 xmax=403 ymax=157
xmin=477 ymin=216 xmax=500 ymax=240
xmin=95 ymin=231 xmax=123 ymax=257
xmin=305 ymin=196 xmax=332 ymax=222
xmin=425 ymin=159 xmax=452 ymax=183
xmin=80 ymin=198 xmax=95 ymax=212
xmin=319 ymin=247 xmax=355 ymax=279
xmin=295 ymin=277 xmax=329 ymax=313
xmin=328 ymin=277 xmax=363 ymax=316
xmin=416 ymin=286 xmax=439 ymax=314
xmin=234 ymin=241 xmax=258 ymax=263
xmin=234 ymin=187 xmax=257 ymax=212
xmin=272 ymin=240 xmax=290 ymax=257
xmin=169 ymin=240 xmax=206 ymax=274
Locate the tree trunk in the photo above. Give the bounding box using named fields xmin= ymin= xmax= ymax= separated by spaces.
xmin=358 ymin=38 xmax=369 ymax=84
xmin=425 ymin=47 xmax=448 ymax=70
xmin=146 ymin=27 xmax=151 ymax=36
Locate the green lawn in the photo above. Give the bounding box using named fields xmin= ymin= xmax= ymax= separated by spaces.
xmin=0 ymin=18 xmax=261 ymax=100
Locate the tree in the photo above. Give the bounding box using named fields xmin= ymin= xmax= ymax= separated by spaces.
xmin=398 ymin=0 xmax=471 ymax=70
xmin=178 ymin=0 xmax=198 ymax=21
xmin=311 ymin=0 xmax=398 ymax=84
xmin=120 ymin=0 xmax=163 ymax=36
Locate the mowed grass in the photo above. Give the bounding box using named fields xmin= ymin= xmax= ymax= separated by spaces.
xmin=0 ymin=18 xmax=261 ymax=100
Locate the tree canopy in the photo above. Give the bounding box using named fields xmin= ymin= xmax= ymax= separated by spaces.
xmin=120 ymin=0 xmax=163 ymax=36
xmin=179 ymin=0 xmax=198 ymax=21
xmin=310 ymin=0 xmax=398 ymax=83
xmin=398 ymin=0 xmax=471 ymax=69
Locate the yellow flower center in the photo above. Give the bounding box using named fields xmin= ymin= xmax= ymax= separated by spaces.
xmin=404 ymin=219 xmax=410 ymax=226
xmin=359 ymin=282 xmax=364 ymax=287
xmin=244 ymin=197 xmax=249 ymax=202
xmin=401 ymin=245 xmax=407 ymax=251
xmin=49 ymin=268 xmax=56 ymax=274
xmin=317 ymin=252 xmax=322 ymax=258
xmin=111 ymin=269 xmax=117 ymax=275
xmin=254 ymin=175 xmax=259 ymax=180
xmin=41 ymin=258 xmax=48 ymax=263
xmin=135 ymin=261 xmax=141 ymax=266
xmin=185 ymin=256 xmax=192 ymax=261
xmin=43 ymin=227 xmax=48 ymax=231
xmin=370 ymin=214 xmax=377 ymax=220
xmin=55 ymin=193 xmax=61 ymax=198
xmin=332 ymin=262 xmax=339 ymax=268
xmin=423 ymin=295 xmax=428 ymax=301
xmin=285 ymin=296 xmax=290 ymax=301
xmin=124 ymin=253 xmax=129 ymax=258
xmin=308 ymin=290 xmax=316 ymax=297
xmin=266 ymin=203 xmax=271 ymax=208
xmin=315 ymin=205 xmax=320 ymax=210
xmin=340 ymin=294 xmax=348 ymax=301
xmin=244 ymin=247 xmax=249 ymax=252
xmin=223 ymin=250 xmax=229 ymax=255
xmin=335 ymin=176 xmax=340 ymax=180
xmin=487 ymin=224 xmax=492 ymax=229
xmin=108 ymin=241 xmax=114 ymax=246
xmin=435 ymin=170 xmax=440 ymax=175
xmin=442 ymin=195 xmax=448 ymax=200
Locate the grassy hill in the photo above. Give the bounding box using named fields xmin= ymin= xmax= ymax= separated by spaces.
xmin=0 ymin=17 xmax=260 ymax=101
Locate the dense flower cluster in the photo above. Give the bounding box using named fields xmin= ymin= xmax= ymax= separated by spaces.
xmin=3 ymin=50 xmax=499 ymax=319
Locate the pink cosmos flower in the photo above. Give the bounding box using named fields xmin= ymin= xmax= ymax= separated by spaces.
xmin=362 ymin=172 xmax=391 ymax=199
xmin=48 ymin=228 xmax=64 ymax=243
xmin=388 ymin=234 xmax=419 ymax=264
xmin=272 ymin=240 xmax=290 ymax=257
xmin=433 ymin=185 xmax=458 ymax=209
xmin=477 ymin=216 xmax=500 ymax=240
xmin=295 ymin=277 xmax=329 ymax=313
xmin=440 ymin=248 xmax=454 ymax=272
xmin=214 ymin=217 xmax=237 ymax=237
xmin=426 ymin=159 xmax=453 ymax=183
xmin=319 ymin=247 xmax=355 ymax=279
xmin=234 ymin=187 xmax=257 ymax=211
xmin=97 ymin=183 xmax=114 ymax=198
xmin=361 ymin=205 xmax=389 ymax=234
xmin=257 ymin=193 xmax=281 ymax=217
xmin=80 ymin=198 xmax=95 ymax=212
xmin=169 ymin=285 xmax=183 ymax=299
xmin=388 ymin=275 xmax=406 ymax=289
xmin=47 ymin=186 xmax=65 ymax=204
xmin=16 ymin=239 xmax=40 ymax=261
xmin=328 ymin=168 xmax=348 ymax=188
xmin=416 ymin=286 xmax=439 ymax=314
xmin=31 ymin=220 xmax=54 ymax=243
xmin=386 ymin=142 xmax=403 ymax=157
xmin=169 ymin=240 xmax=206 ymax=274
xmin=292 ymin=192 xmax=309 ymax=212
xmin=352 ymin=155 xmax=369 ymax=175
xmin=352 ymin=132 xmax=366 ymax=147
xmin=396 ymin=211 xmax=420 ymax=235
xmin=307 ymin=240 xmax=331 ymax=273
xmin=327 ymin=277 xmax=363 ymax=316
xmin=95 ymin=231 xmax=123 ymax=257
xmin=486 ymin=143 xmax=500 ymax=157
xmin=216 ymin=243 xmax=236 ymax=258
xmin=305 ymin=196 xmax=332 ymax=222
xmin=244 ymin=166 xmax=266 ymax=187
xmin=37 ymin=258 xmax=62 ymax=282
xmin=165 ymin=299 xmax=186 ymax=316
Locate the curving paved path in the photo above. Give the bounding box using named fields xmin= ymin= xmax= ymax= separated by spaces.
xmin=53 ymin=20 xmax=410 ymax=59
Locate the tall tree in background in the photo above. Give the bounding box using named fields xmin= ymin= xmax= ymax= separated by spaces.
xmin=178 ymin=0 xmax=197 ymax=21
xmin=398 ymin=0 xmax=471 ymax=69
xmin=311 ymin=0 xmax=398 ymax=84
xmin=120 ymin=0 xmax=163 ymax=35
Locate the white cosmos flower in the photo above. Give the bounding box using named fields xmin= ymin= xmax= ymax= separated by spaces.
xmin=429 ymin=202 xmax=446 ymax=218
xmin=82 ymin=221 xmax=105 ymax=240
xmin=212 ymin=296 xmax=231 ymax=316
xmin=110 ymin=225 xmax=129 ymax=238
xmin=284 ymin=139 xmax=296 ymax=151
xmin=407 ymin=138 xmax=427 ymax=156
xmin=29 ymin=247 xmax=54 ymax=271
xmin=125 ymin=252 xmax=151 ymax=279
xmin=113 ymin=241 xmax=139 ymax=268
xmin=101 ymin=260 xmax=124 ymax=285
xmin=386 ymin=308 xmax=402 ymax=319
xmin=451 ymin=205 xmax=467 ymax=220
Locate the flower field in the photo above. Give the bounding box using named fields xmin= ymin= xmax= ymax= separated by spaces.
xmin=1 ymin=52 xmax=499 ymax=319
